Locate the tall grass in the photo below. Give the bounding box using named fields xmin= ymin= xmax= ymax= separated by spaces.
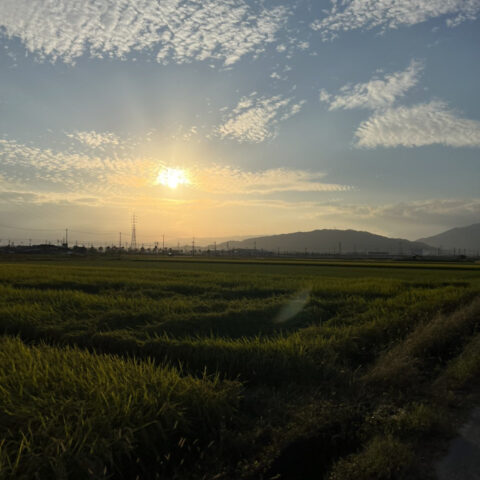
xmin=0 ymin=258 xmax=479 ymax=479
xmin=0 ymin=337 xmax=240 ymax=479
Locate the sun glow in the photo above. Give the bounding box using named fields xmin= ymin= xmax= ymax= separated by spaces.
xmin=156 ymin=168 xmax=190 ymax=189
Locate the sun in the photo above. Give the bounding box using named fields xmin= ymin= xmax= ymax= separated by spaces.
xmin=156 ymin=168 xmax=190 ymax=189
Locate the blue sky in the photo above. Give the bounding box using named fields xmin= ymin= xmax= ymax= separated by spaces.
xmin=0 ymin=0 xmax=479 ymax=246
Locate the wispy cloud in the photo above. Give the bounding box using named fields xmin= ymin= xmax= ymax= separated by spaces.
xmin=320 ymin=59 xmax=423 ymax=111
xmin=217 ymin=93 xmax=305 ymax=143
xmin=66 ymin=131 xmax=120 ymax=147
xmin=278 ymin=197 xmax=480 ymax=238
xmin=312 ymin=0 xmax=480 ymax=39
xmin=355 ymin=101 xmax=480 ymax=148
xmin=192 ymin=166 xmax=352 ymax=194
xmin=322 ymin=198 xmax=480 ymax=223
xmin=191 ymin=197 xmax=480 ymax=238
xmin=0 ymin=0 xmax=289 ymax=66
xmin=335 ymin=198 xmax=480 ymax=237
xmin=0 ymin=138 xmax=157 ymax=195
xmin=372 ymin=198 xmax=480 ymax=225
xmin=0 ymin=137 xmax=350 ymax=210
xmin=0 ymin=189 xmax=102 ymax=207
xmin=319 ymin=59 xmax=480 ymax=150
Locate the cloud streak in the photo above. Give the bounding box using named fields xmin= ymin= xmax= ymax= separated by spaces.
xmin=355 ymin=101 xmax=480 ymax=148
xmin=217 ymin=93 xmax=305 ymax=143
xmin=319 ymin=60 xmax=480 ymax=150
xmin=0 ymin=137 xmax=350 ymax=210
xmin=320 ymin=59 xmax=423 ymax=111
xmin=312 ymin=0 xmax=480 ymax=39
xmin=0 ymin=138 xmax=157 ymax=195
xmin=192 ymin=166 xmax=352 ymax=194
xmin=0 ymin=0 xmax=289 ymax=66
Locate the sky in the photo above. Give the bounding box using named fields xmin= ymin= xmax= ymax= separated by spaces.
xmin=0 ymin=0 xmax=479 ymax=247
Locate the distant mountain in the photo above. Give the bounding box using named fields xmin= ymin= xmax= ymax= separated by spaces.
xmin=417 ymin=223 xmax=480 ymax=252
xmin=175 ymin=234 xmax=253 ymax=247
xmin=216 ymin=229 xmax=430 ymax=255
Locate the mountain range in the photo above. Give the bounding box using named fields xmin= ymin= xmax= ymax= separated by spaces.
xmin=214 ymin=223 xmax=480 ymax=255
xmin=217 ymin=229 xmax=430 ymax=255
xmin=417 ymin=223 xmax=480 ymax=252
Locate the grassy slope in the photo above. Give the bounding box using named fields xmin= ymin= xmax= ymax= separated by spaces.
xmin=0 ymin=257 xmax=479 ymax=479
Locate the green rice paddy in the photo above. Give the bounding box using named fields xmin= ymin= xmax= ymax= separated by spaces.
xmin=1 ymin=256 xmax=479 ymax=479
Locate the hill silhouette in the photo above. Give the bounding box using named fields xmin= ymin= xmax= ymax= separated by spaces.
xmin=417 ymin=223 xmax=480 ymax=252
xmin=216 ymin=229 xmax=430 ymax=255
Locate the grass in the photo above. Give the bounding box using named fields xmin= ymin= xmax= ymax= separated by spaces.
xmin=0 ymin=256 xmax=479 ymax=478
xmin=328 ymin=435 xmax=414 ymax=480
xmin=364 ymin=298 xmax=480 ymax=391
xmin=435 ymin=332 xmax=480 ymax=390
xmin=0 ymin=337 xmax=240 ymax=480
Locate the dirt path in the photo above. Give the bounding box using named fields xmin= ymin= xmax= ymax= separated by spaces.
xmin=435 ymin=408 xmax=480 ymax=480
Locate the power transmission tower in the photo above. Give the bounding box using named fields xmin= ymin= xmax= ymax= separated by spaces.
xmin=130 ymin=214 xmax=137 ymax=250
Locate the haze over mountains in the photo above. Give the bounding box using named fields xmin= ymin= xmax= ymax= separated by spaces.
xmin=217 ymin=229 xmax=430 ymax=255
xmin=216 ymin=223 xmax=480 ymax=255
xmin=417 ymin=223 xmax=480 ymax=252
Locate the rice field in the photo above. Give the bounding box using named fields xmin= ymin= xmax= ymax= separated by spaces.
xmin=1 ymin=256 xmax=479 ymax=479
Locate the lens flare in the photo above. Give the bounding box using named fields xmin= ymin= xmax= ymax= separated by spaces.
xmin=156 ymin=168 xmax=190 ymax=189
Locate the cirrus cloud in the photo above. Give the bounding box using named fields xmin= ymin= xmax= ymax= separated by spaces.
xmin=0 ymin=0 xmax=289 ymax=66
xmin=0 ymin=136 xmax=351 ymax=205
xmin=217 ymin=93 xmax=305 ymax=143
xmin=192 ymin=165 xmax=352 ymax=194
xmin=320 ymin=59 xmax=423 ymax=111
xmin=355 ymin=101 xmax=480 ymax=148
xmin=312 ymin=0 xmax=480 ymax=40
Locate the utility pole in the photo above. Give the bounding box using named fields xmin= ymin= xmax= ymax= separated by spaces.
xmin=119 ymin=232 xmax=122 ymax=249
xmin=214 ymin=241 xmax=217 ymax=255
xmin=162 ymin=234 xmax=165 ymax=251
xmin=65 ymin=228 xmax=69 ymax=248
xmin=192 ymin=237 xmax=195 ymax=256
